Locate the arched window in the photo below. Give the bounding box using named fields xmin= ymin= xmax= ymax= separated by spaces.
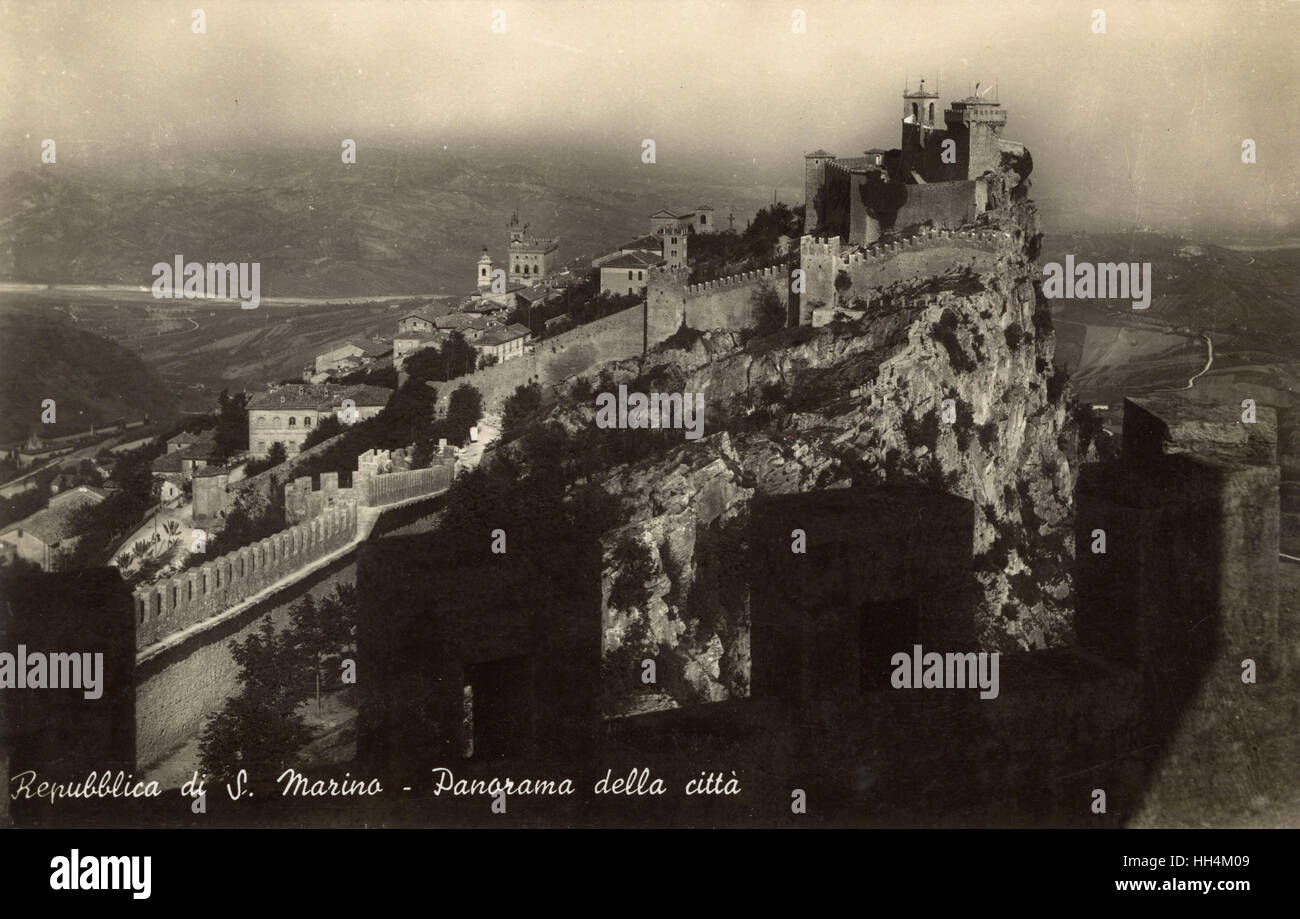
xmin=304 ymin=416 xmax=312 ymax=428
xmin=928 ymin=102 xmax=935 ymax=122
xmin=288 ymin=417 xmax=297 ymax=428
xmin=273 ymin=416 xmax=281 ymax=427
xmin=256 ymin=417 xmax=266 ymax=428
xmin=911 ymin=103 xmax=918 ymax=120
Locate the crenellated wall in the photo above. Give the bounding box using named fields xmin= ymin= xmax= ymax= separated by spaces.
xmin=799 ymin=227 xmax=1011 ymax=318
xmin=680 ymin=265 xmax=792 ymax=332
xmin=131 ymin=502 xmax=359 ymax=652
xmin=363 ymin=465 xmax=453 ymax=506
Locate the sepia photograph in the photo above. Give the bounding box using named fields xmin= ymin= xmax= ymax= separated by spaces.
xmin=0 ymin=0 xmax=1297 ymax=898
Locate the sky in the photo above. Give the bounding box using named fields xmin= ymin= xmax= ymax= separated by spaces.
xmin=3 ymin=0 xmax=1298 ymax=236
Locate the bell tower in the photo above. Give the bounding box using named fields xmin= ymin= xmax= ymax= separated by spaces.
xmin=476 ymin=247 xmax=494 ymax=291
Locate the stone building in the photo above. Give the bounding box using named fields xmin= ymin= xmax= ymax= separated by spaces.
xmin=649 ymin=205 xmax=715 ymax=236
xmin=599 ymin=251 xmax=664 ymax=297
xmin=506 ymin=211 xmax=559 ymax=287
xmin=805 ymin=78 xmax=1021 ymax=245
xmin=0 ymin=485 xmax=107 ymax=571
xmin=475 ymin=323 xmax=532 ymax=365
xmin=314 ymin=339 xmax=389 ymax=376
xmin=246 ymin=383 xmax=391 ymax=458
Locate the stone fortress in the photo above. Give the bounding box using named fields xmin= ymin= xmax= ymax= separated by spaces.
xmin=357 ymin=78 xmax=1297 ymax=828
xmin=5 ymin=77 xmax=1294 ymax=830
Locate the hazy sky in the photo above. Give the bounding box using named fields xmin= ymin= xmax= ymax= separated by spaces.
xmin=3 ymin=0 xmax=1298 ymax=235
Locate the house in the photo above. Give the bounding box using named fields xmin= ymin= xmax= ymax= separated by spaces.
xmin=246 ymin=384 xmax=391 ymax=458
xmin=396 ymin=308 xmax=441 ymax=335
xmin=0 ymin=485 xmax=107 ymax=571
xmin=592 ymin=235 xmax=664 ymax=268
xmin=166 ymin=430 xmax=202 ymax=453
xmin=649 ymin=205 xmax=714 ymax=236
xmin=315 ymin=339 xmax=389 ymax=375
xmin=151 ymin=429 xmax=221 ymax=503
xmin=393 ymin=330 xmax=446 ymax=371
xmin=475 ymin=323 xmax=532 ymax=365
xmin=598 ymin=252 xmax=665 ymax=297
xmin=435 ymin=313 xmax=498 ymax=342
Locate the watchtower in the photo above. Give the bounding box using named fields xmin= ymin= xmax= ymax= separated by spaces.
xmin=944 ymin=86 xmax=1008 ymax=179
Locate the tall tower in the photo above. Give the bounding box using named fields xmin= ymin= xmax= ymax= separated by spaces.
xmin=664 ymin=229 xmax=688 ymax=270
xmin=508 ymin=211 xmax=524 ymax=244
xmin=803 ymin=149 xmax=835 ymax=233
xmin=476 ymin=247 xmax=494 ymax=291
xmin=902 ymin=77 xmax=940 ymax=127
xmin=944 ymin=90 xmax=1007 ymax=179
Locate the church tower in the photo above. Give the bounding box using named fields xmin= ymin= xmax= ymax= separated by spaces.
xmin=902 ymin=76 xmax=940 ymax=127
xmin=476 ymin=247 xmax=494 ymax=291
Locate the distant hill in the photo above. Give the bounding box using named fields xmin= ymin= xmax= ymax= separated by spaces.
xmin=0 ymin=311 xmax=179 ymax=443
xmin=0 ymin=146 xmax=791 ymax=298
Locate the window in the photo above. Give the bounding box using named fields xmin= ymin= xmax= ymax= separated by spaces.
xmin=911 ymin=102 xmax=918 ymax=119
xmin=700 ymin=214 xmax=707 ymax=225
xmin=288 ymin=417 xmax=297 ymax=428
xmin=304 ymin=417 xmax=312 ymax=428
xmin=928 ymin=102 xmax=935 ymax=122
xmin=273 ymin=416 xmax=281 ymax=427
xmin=257 ymin=441 xmax=265 ymax=451
xmin=256 ymin=417 xmax=266 ymax=428
xmin=628 ymin=270 xmax=634 ymax=280
xmin=638 ymin=271 xmax=644 ymax=280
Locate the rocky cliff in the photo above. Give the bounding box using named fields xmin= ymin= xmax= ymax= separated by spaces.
xmin=516 ymin=178 xmax=1075 ymax=717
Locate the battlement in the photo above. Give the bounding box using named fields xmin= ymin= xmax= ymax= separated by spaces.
xmin=839 ymin=225 xmax=1008 ymax=267
xmin=132 ymin=501 xmax=359 ymax=651
xmin=685 ymin=265 xmax=788 ymax=297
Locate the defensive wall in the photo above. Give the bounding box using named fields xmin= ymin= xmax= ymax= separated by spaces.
xmin=284 ymin=451 xmax=454 ymax=523
xmin=132 ymin=462 xmax=453 ymax=769
xmin=799 ymin=227 xmax=1010 ymax=323
xmin=435 ymin=301 xmax=677 ymax=414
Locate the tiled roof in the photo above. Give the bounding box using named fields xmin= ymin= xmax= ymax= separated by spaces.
xmin=601 ymin=252 xmax=664 ymax=270
xmin=805 ymin=149 xmax=835 ymax=158
xmin=322 ymin=339 xmax=388 ymax=358
xmin=478 ymin=324 xmax=532 ymax=347
xmin=1 ymin=488 xmax=105 ymax=545
xmin=247 ymin=383 xmax=391 ymax=412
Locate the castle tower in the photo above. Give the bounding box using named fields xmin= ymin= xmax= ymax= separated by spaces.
xmin=902 ymin=77 xmax=940 ymax=127
xmin=476 ymin=247 xmax=494 ymax=291
xmin=803 ymin=150 xmax=835 ymax=233
xmin=508 ymin=211 xmax=524 ymax=244
xmin=944 ymin=87 xmax=1008 ymax=180
xmin=664 ymin=229 xmax=688 ymax=270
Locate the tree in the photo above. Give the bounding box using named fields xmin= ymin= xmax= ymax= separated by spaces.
xmin=749 ymin=282 xmax=786 ymax=337
xmin=500 ymin=382 xmax=543 ymax=442
xmin=444 ymin=384 xmax=484 ymax=446
xmin=212 ymin=389 xmax=250 ymax=462
xmin=198 ymin=618 xmax=309 ymax=785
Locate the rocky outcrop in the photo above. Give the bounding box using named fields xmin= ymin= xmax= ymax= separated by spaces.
xmin=539 ymin=182 xmax=1074 ymax=716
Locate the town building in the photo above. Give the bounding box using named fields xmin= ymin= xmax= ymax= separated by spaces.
xmin=475 ymin=323 xmax=532 ymax=365
xmin=246 ymin=383 xmax=391 ymax=458
xmin=599 ymin=251 xmax=664 ymax=297
xmin=506 ymin=212 xmax=560 ymax=287
xmin=314 ymin=339 xmax=389 ymax=376
xmin=0 ymin=485 xmax=107 ymax=571
xmin=649 ymin=205 xmax=715 ymax=236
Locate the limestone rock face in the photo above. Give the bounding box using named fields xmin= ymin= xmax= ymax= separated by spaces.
xmin=567 ymin=191 xmax=1075 ymax=715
